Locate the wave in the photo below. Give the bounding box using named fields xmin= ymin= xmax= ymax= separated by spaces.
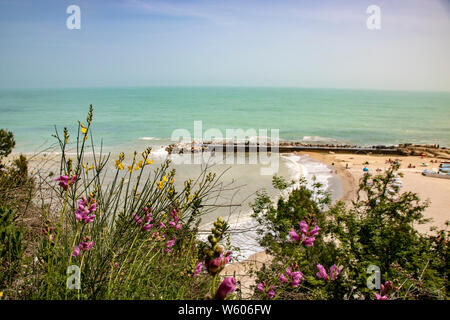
xmin=139 ymin=137 xmax=161 ymax=141
xmin=301 ymin=135 xmax=340 ymax=143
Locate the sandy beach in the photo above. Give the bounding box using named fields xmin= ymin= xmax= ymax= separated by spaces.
xmin=303 ymin=151 xmax=450 ymax=234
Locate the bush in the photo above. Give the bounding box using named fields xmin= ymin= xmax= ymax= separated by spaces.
xmin=250 ymin=167 xmax=448 ymax=300
xmin=25 ymin=106 xmax=236 ymax=300
xmin=0 ymin=205 xmax=27 ymax=289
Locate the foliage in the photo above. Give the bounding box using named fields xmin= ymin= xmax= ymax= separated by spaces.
xmin=19 ymin=106 xmax=235 ymax=300
xmin=250 ymin=167 xmax=449 ymax=300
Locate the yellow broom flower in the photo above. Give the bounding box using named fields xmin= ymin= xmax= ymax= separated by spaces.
xmin=80 ymin=123 xmax=88 ymax=134
xmin=115 ymin=160 xmax=124 ymax=170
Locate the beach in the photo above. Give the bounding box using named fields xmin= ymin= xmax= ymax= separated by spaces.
xmin=303 ymin=151 xmax=450 ymax=233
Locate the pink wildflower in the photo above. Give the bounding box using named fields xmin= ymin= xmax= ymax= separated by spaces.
xmin=290 ymin=220 xmax=320 ymax=247
xmin=193 ymin=262 xmax=203 ymax=276
xmin=329 ymin=264 xmax=342 ymax=280
xmin=166 ymin=237 xmax=175 ymax=248
xmin=55 ymin=174 xmax=77 ymax=190
xmin=289 ymin=229 xmax=300 ymax=241
xmin=381 ymin=281 xmax=393 ymax=296
xmin=72 ymin=245 xmax=81 ymax=257
xmin=75 ymin=197 xmax=97 ymax=223
xmin=316 ymin=264 xmax=342 ymax=281
xmin=374 ymin=293 xmax=388 ymax=300
xmin=215 ymin=277 xmax=236 ymax=300
xmin=267 ymin=287 xmax=276 ymax=299
xmin=285 ymin=267 xmax=303 ymax=287
xmin=55 ymin=175 xmax=69 ymax=190
xmin=299 ymin=221 xmax=308 ymax=234
xmin=316 ymin=264 xmax=329 ymax=280
xmin=79 ymin=240 xmax=94 ymax=251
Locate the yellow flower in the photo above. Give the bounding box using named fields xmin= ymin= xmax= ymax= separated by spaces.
xmin=169 ymin=178 xmax=174 ymax=184
xmin=146 ymin=159 xmax=153 ymax=165
xmin=80 ymin=123 xmax=88 ymax=134
xmin=115 ymin=160 xmax=124 ymax=170
xmin=128 ymin=165 xmax=133 ymax=173
xmin=82 ymin=163 xmax=94 ymax=172
xmin=134 ymin=160 xmax=143 ymax=170
xmin=163 ymin=176 xmax=168 ymax=182
xmin=157 ymin=181 xmax=164 ymax=190
xmin=0 ymin=291 xmax=3 ymax=298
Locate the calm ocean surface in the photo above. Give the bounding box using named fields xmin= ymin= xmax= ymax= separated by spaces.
xmin=1 ymin=87 xmax=449 ymax=152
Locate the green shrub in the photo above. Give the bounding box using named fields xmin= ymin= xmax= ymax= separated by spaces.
xmin=250 ymin=167 xmax=448 ymax=300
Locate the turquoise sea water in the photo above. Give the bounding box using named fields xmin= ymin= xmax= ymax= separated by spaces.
xmin=0 ymin=87 xmax=449 ymax=152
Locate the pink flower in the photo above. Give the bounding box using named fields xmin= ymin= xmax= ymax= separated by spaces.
xmin=79 ymin=240 xmax=94 ymax=251
xmin=133 ymin=213 xmax=143 ymax=225
xmin=166 ymin=238 xmax=175 ymax=248
xmin=381 ymin=281 xmax=393 ymax=296
xmin=75 ymin=197 xmax=97 ymax=223
xmin=267 ymin=287 xmax=275 ymax=299
xmin=193 ymin=262 xmax=203 ymax=276
xmin=316 ymin=264 xmax=342 ymax=281
xmin=374 ymin=293 xmax=388 ymax=300
xmin=316 ymin=264 xmax=329 ymax=280
xmin=329 ymin=264 xmax=342 ymax=280
xmin=72 ymin=245 xmax=81 ymax=257
xmin=290 ymin=220 xmax=320 ymax=247
xmin=55 ymin=175 xmax=69 ymax=190
xmin=285 ymin=267 xmax=303 ymax=287
xmin=159 ymin=222 xmax=166 ymax=229
xmin=69 ymin=175 xmax=77 ymax=185
xmin=299 ymin=221 xmax=308 ymax=234
xmin=257 ymin=282 xmax=264 ymax=292
xmin=309 ymin=225 xmax=320 ymax=237
xmin=301 ymin=234 xmax=316 ymax=247
xmin=145 ymin=213 xmax=153 ymax=223
xmin=141 ymin=224 xmax=153 ymax=231
xmin=279 ymin=273 xmax=287 ymax=283
xmin=215 ymin=277 xmax=236 ymax=300
xmin=289 ymin=229 xmax=300 ymax=241
xmin=55 ymin=174 xmax=77 ymax=190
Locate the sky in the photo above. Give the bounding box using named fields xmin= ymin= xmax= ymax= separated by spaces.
xmin=0 ymin=0 xmax=449 ymax=91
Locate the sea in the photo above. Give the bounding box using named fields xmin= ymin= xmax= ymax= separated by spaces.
xmin=1 ymin=86 xmax=449 ymax=260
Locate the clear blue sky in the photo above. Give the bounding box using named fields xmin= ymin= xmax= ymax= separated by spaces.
xmin=0 ymin=0 xmax=449 ymax=91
